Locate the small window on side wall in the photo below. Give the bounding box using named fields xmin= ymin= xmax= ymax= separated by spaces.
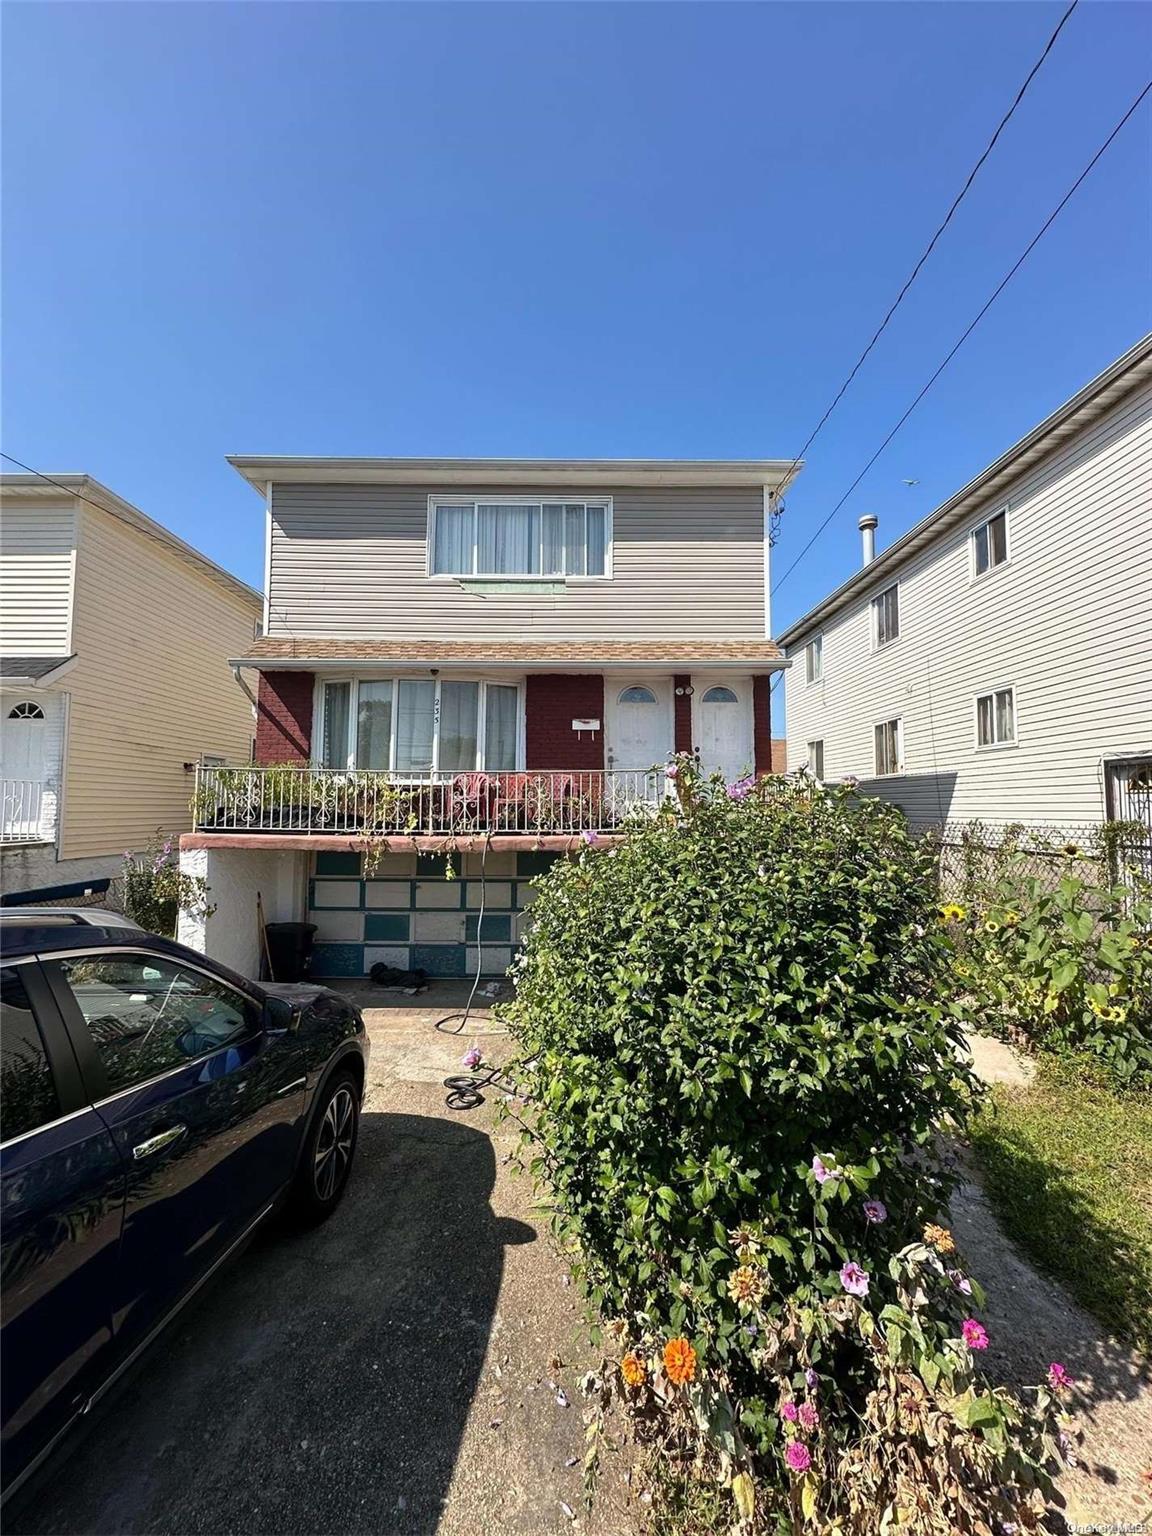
xmin=973 ymin=510 xmax=1008 ymax=576
xmin=874 ymin=718 xmax=902 ymax=776
xmin=976 ymin=688 xmax=1015 ymax=747
xmin=872 ymin=586 xmax=899 ymax=648
xmin=806 ymin=739 xmax=825 ymax=778
xmin=805 ymin=635 xmax=823 ymax=684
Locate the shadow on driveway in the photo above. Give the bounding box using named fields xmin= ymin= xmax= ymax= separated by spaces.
xmin=8 ymin=1111 xmax=534 ymax=1536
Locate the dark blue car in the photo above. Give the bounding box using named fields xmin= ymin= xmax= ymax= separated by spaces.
xmin=0 ymin=918 xmax=369 ymax=1497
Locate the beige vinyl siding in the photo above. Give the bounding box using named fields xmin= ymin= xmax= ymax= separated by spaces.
xmin=0 ymin=500 xmax=76 ymax=653
xmin=267 ymin=484 xmax=765 ymax=639
xmin=60 ymin=504 xmax=261 ymax=860
xmin=785 ymin=377 xmax=1152 ymax=827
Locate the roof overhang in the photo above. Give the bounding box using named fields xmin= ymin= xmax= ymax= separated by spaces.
xmin=227 ymin=455 xmax=803 ymax=495
xmin=0 ymin=655 xmax=78 ymax=688
xmin=231 ymin=653 xmax=790 ymax=676
xmin=776 ymin=332 xmax=1152 ymax=648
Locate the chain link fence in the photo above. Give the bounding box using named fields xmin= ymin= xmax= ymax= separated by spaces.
xmin=918 ymin=819 xmax=1151 ymax=908
xmin=0 ymin=876 xmax=125 ymax=912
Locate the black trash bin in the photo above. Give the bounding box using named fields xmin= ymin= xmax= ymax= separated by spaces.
xmin=264 ymin=922 xmax=318 ymax=982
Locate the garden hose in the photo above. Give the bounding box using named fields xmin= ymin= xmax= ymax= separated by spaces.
xmin=436 ymin=827 xmax=510 ymax=1109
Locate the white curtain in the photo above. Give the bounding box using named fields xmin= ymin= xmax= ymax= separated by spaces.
xmin=322 ymin=682 xmax=351 ymax=768
xmin=396 ymin=680 xmax=436 ymax=772
xmin=586 ymin=505 xmax=606 ymax=574
xmin=434 ymin=505 xmax=473 ymax=574
xmin=541 ymin=505 xmax=565 ymax=574
xmin=356 ymin=681 xmax=393 ymax=769
xmin=484 ymin=685 xmax=518 ymax=770
xmin=477 ymin=504 xmax=540 ymax=574
xmin=439 ymin=682 xmax=479 ymax=772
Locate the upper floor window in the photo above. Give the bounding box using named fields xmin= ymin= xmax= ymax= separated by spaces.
xmin=430 ymin=498 xmax=610 ymax=578
xmin=873 ymin=717 xmax=903 ymax=776
xmin=805 ymin=635 xmax=823 ymax=684
xmin=320 ymin=677 xmax=520 ymax=774
xmin=872 ymin=585 xmax=900 ymax=648
xmin=973 ymin=510 xmax=1008 ymax=576
xmin=976 ymin=687 xmax=1016 ymax=747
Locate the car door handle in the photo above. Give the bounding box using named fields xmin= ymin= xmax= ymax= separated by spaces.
xmin=132 ymin=1125 xmax=187 ymax=1160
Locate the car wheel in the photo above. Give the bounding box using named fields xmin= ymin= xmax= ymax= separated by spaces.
xmin=285 ymin=1070 xmax=360 ymax=1228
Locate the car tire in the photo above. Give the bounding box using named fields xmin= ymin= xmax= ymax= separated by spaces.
xmin=284 ymin=1069 xmax=360 ymax=1228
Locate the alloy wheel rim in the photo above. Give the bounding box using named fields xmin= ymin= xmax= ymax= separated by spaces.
xmin=313 ymin=1086 xmax=355 ymax=1201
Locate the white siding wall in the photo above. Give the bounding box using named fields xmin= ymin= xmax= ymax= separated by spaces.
xmin=267 ymin=483 xmax=765 ymax=640
xmin=0 ymin=501 xmax=76 ymax=653
xmin=785 ymin=379 xmax=1152 ymax=828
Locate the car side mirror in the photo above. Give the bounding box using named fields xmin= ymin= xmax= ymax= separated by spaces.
xmin=265 ymin=995 xmax=303 ymax=1034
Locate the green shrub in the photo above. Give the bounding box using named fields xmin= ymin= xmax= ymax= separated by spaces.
xmin=503 ymin=764 xmax=1070 ymax=1533
xmin=947 ymin=856 xmax=1152 ymax=1088
xmin=122 ymin=833 xmax=213 ymax=937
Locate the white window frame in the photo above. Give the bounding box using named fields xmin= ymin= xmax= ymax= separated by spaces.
xmin=805 ymin=634 xmax=823 ymax=685
xmin=425 ymin=494 xmax=613 ymax=581
xmin=871 ymin=584 xmax=900 ymax=650
xmin=806 ymin=739 xmax=825 ymax=778
xmin=313 ymin=676 xmax=525 ymax=774
xmin=971 ymin=507 xmax=1010 ymax=581
xmin=974 ymin=685 xmax=1018 ymax=750
xmin=873 ymin=717 xmax=903 ymax=777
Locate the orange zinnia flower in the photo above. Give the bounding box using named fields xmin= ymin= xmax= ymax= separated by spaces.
xmin=620 ymin=1351 xmax=646 ymax=1388
xmin=663 ymin=1337 xmax=697 ymax=1386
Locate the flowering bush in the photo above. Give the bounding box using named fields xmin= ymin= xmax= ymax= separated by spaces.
xmin=504 ymin=763 xmax=1070 ymax=1531
xmin=946 ymin=860 xmax=1152 ymax=1088
xmin=121 ymin=833 xmax=213 ymax=937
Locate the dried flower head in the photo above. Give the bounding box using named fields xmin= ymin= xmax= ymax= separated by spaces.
xmin=923 ymin=1223 xmax=956 ymax=1254
xmin=620 ymin=1352 xmax=646 ymax=1388
xmin=727 ymin=1264 xmax=766 ymax=1307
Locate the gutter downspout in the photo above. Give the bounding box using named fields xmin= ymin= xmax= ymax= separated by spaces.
xmin=231 ymin=663 xmax=259 ymax=712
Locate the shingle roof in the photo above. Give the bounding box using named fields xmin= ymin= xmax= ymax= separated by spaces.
xmin=0 ymin=655 xmax=75 ymax=681
xmin=236 ymin=637 xmax=785 ymax=666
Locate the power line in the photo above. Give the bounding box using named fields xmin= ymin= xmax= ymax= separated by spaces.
xmin=771 ymin=75 xmax=1152 ymax=598
xmin=771 ymin=0 xmax=1080 ymax=496
xmin=0 ymin=453 xmax=128 ymax=526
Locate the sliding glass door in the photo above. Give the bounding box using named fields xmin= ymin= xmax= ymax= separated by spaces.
xmin=319 ymin=678 xmax=521 ymax=773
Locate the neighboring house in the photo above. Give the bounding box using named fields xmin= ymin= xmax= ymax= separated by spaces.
xmin=180 ymin=457 xmax=799 ymax=978
xmin=779 ymin=335 xmax=1152 ymax=835
xmin=0 ymin=475 xmax=263 ymax=895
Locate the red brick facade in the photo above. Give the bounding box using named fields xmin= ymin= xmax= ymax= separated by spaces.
xmin=673 ymin=674 xmax=693 ymax=754
xmin=255 ymin=671 xmax=314 ymax=764
xmin=753 ymin=674 xmax=776 ymax=777
xmin=525 ymin=675 xmax=605 ymax=769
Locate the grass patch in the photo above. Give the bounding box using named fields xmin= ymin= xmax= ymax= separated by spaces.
xmin=970 ymin=1056 xmax=1152 ymax=1354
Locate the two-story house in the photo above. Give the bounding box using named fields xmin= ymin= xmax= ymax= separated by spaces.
xmin=779 ymin=335 xmax=1152 ymax=835
xmin=0 ymin=474 xmax=263 ymax=897
xmin=179 ymin=456 xmax=798 ymax=979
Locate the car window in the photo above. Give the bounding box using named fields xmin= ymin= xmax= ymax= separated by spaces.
xmin=1 ymin=966 xmax=61 ymax=1141
xmin=57 ymin=953 xmax=261 ymax=1095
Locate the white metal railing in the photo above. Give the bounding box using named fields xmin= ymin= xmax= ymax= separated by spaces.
xmin=192 ymin=765 xmax=667 ymax=837
xmin=1 ymin=780 xmax=47 ymax=842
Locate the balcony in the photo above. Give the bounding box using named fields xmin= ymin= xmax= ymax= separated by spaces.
xmin=1 ymin=780 xmax=50 ymax=844
xmin=192 ymin=764 xmax=668 ymax=839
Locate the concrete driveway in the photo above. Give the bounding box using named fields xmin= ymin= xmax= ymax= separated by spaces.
xmin=8 ymin=987 xmax=630 ymax=1536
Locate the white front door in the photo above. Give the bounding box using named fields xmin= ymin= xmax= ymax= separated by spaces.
xmin=2 ymin=702 xmax=48 ymax=781
xmin=693 ymin=677 xmax=754 ymax=784
xmin=606 ymin=680 xmax=672 ymax=773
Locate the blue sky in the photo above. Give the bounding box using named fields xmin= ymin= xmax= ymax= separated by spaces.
xmin=4 ymin=1 xmax=1150 ymax=687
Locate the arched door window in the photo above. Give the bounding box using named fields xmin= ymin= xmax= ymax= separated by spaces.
xmin=7 ymin=702 xmax=44 ymax=720
xmin=701 ymin=686 xmax=737 ymax=704
xmin=617 ymin=686 xmax=657 ymax=704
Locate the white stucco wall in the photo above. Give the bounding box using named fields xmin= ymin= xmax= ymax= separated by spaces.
xmin=178 ymin=846 xmax=307 ymax=979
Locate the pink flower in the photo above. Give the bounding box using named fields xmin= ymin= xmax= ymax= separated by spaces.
xmin=961 ymin=1318 xmax=988 ymax=1351
xmin=462 ymin=1046 xmax=483 ymax=1070
xmin=780 ymin=1401 xmax=798 ymax=1421
xmin=812 ymin=1155 xmax=835 ymax=1185
xmin=839 ymin=1261 xmax=869 ymax=1297
xmin=581 ymin=829 xmax=599 ymax=845
xmin=665 ymin=763 xmax=679 ymax=779
xmin=1047 ymin=1362 xmax=1073 ymax=1391
xmin=947 ymin=1269 xmax=972 ymax=1295
xmin=863 ymin=1199 xmax=888 ymax=1224
xmin=797 ymin=1401 xmax=819 ymax=1431
xmin=784 ymin=1441 xmax=811 ymax=1474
